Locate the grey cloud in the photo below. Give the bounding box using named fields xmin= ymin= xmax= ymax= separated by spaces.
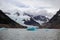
xmin=0 ymin=0 xmax=29 ymax=9
xmin=0 ymin=0 xmax=59 ymax=19
xmin=42 ymin=0 xmax=60 ymax=9
xmin=25 ymin=9 xmax=54 ymax=19
xmin=33 ymin=0 xmax=60 ymax=9
xmin=37 ymin=9 xmax=54 ymax=18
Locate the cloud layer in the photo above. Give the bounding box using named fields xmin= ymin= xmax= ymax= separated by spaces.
xmin=0 ymin=0 xmax=59 ymax=19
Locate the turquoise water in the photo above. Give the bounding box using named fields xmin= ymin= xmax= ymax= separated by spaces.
xmin=27 ymin=26 xmax=37 ymax=30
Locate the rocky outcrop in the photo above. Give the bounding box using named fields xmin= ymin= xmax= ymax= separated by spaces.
xmin=14 ymin=12 xmax=20 ymax=16
xmin=24 ymin=18 xmax=40 ymax=26
xmin=0 ymin=10 xmax=27 ymax=28
xmin=33 ymin=15 xmax=48 ymax=22
xmin=48 ymin=10 xmax=60 ymax=29
xmin=23 ymin=13 xmax=49 ymax=28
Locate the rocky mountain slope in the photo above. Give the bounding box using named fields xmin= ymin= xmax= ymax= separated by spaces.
xmin=48 ymin=10 xmax=60 ymax=29
xmin=0 ymin=10 xmax=27 ymax=28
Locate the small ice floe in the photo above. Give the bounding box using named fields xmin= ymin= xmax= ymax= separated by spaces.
xmin=27 ymin=26 xmax=38 ymax=31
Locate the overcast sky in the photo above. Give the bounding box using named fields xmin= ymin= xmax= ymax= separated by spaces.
xmin=0 ymin=0 xmax=60 ymax=18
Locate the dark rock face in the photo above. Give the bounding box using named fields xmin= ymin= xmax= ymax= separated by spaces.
xmin=24 ymin=13 xmax=49 ymax=22
xmin=49 ymin=10 xmax=60 ymax=23
xmin=23 ymin=13 xmax=33 ymax=17
xmin=5 ymin=12 xmax=11 ymax=15
xmin=0 ymin=10 xmax=27 ymax=28
xmin=23 ymin=13 xmax=49 ymax=28
xmin=24 ymin=18 xmax=41 ymax=26
xmin=33 ymin=15 xmax=48 ymax=22
xmin=48 ymin=10 xmax=60 ymax=29
xmin=14 ymin=12 xmax=20 ymax=16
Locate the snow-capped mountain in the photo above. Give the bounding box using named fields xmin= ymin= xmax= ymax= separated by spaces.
xmin=33 ymin=15 xmax=49 ymax=25
xmin=23 ymin=13 xmax=49 ymax=25
xmin=23 ymin=18 xmax=40 ymax=26
xmin=4 ymin=10 xmax=49 ymax=28
xmin=0 ymin=10 xmax=27 ymax=28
